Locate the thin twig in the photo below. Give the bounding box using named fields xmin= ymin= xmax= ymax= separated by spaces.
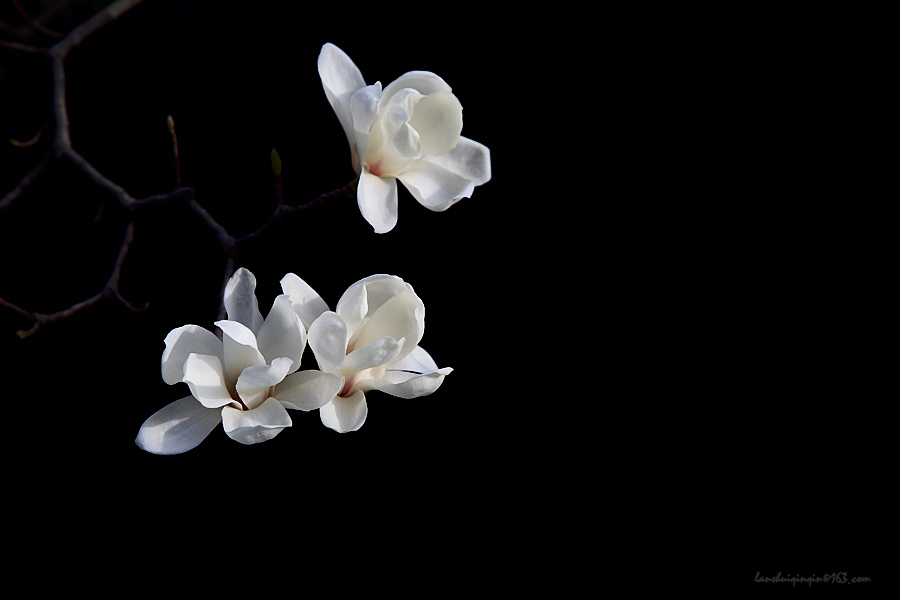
xmin=187 ymin=199 xmax=236 ymax=250
xmin=234 ymin=177 xmax=358 ymax=245
xmin=48 ymin=0 xmax=146 ymax=61
xmin=12 ymin=220 xmax=145 ymax=338
xmin=0 ymin=297 xmax=31 ymax=320
xmin=12 ymin=0 xmax=64 ymax=38
xmin=131 ymin=187 xmax=194 ymax=210
xmin=0 ymin=39 xmax=45 ymax=53
xmin=50 ymin=53 xmax=71 ymax=155
xmin=0 ymin=153 xmax=50 ymax=211
xmin=64 ymin=148 xmax=136 ymax=208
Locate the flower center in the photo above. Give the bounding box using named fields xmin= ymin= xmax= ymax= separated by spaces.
xmin=367 ymin=159 xmax=384 ymax=177
xmin=338 ymin=365 xmax=387 ymax=398
xmin=339 ymin=377 xmax=355 ymax=397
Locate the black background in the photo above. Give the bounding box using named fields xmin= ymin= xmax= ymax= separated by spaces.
xmin=1 ymin=0 xmax=891 ymax=591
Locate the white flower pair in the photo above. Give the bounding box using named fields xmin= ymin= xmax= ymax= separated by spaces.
xmin=136 ymin=268 xmax=451 ymax=454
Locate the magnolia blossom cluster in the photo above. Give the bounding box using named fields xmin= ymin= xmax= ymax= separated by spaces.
xmin=136 ymin=268 xmax=451 ymax=454
xmin=135 ymin=44 xmax=483 ymax=454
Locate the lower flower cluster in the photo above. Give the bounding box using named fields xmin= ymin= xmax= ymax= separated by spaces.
xmin=136 ymin=268 xmax=451 ymax=454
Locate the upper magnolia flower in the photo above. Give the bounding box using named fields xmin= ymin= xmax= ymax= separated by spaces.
xmin=282 ymin=273 xmax=452 ymax=432
xmin=318 ymin=43 xmax=491 ymax=233
xmin=135 ymin=268 xmax=343 ymax=454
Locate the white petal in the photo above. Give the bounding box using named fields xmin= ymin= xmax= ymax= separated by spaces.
xmin=319 ymin=389 xmax=367 ymax=433
xmin=358 ymin=369 xmax=450 ymax=399
xmin=343 ymin=335 xmax=404 ymax=374
xmin=381 ymin=115 xmax=421 ymax=174
xmin=222 ymin=397 xmax=292 ymax=445
xmin=274 ymin=370 xmax=344 ymax=411
xmin=397 ymin=164 xmax=473 ymax=212
xmin=381 ymin=71 xmax=452 ymax=105
xmin=357 ymin=170 xmax=398 ymax=234
xmin=307 ymin=311 xmax=348 ymax=374
xmin=408 ymin=90 xmax=463 ymax=157
xmin=235 ymin=357 xmax=293 ymax=410
xmin=280 ymin=273 xmax=329 ymax=330
xmin=216 ymin=320 xmax=265 ymax=389
xmin=350 ymin=290 xmax=424 ymax=362
xmin=257 ymin=295 xmax=306 ymax=373
xmin=368 ymin=89 xmax=422 ymax=176
xmin=161 ymin=325 xmax=223 ymax=385
xmin=182 ymin=353 xmax=235 ymax=408
xmin=398 ymin=137 xmax=491 ymax=212
xmin=389 ymin=346 xmax=449 ymax=374
xmin=427 ymin=136 xmax=491 ymax=184
xmin=336 ymin=274 xmax=409 ymax=341
xmin=224 ymin=268 xmax=264 ymax=335
xmin=349 ymin=82 xmax=382 ymax=163
xmin=334 ymin=278 xmax=370 ymax=341
xmin=350 ymin=83 xmax=383 ymax=136
xmin=318 ymin=43 xmax=366 ymax=173
xmin=135 ymin=396 xmax=223 ymax=455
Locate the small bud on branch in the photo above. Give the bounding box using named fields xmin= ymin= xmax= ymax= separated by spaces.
xmin=271 ymin=148 xmax=283 ymax=177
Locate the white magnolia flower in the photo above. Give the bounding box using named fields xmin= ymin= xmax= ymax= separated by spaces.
xmin=136 ymin=268 xmax=343 ymax=454
xmin=282 ymin=273 xmax=452 ymax=432
xmin=318 ymin=42 xmax=491 ymax=233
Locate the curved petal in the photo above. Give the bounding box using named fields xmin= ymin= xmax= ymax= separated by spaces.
xmin=343 ymin=335 xmax=404 ymax=374
xmin=381 ymin=71 xmax=452 ymax=105
xmin=216 ymin=320 xmax=265 ymax=390
xmin=318 ymin=43 xmax=366 ymax=172
xmin=280 ymin=273 xmax=329 ymax=330
xmin=224 ymin=268 xmax=264 ymax=335
xmin=397 ymin=137 xmax=491 ymax=212
xmin=349 ymin=82 xmax=382 ymax=163
xmin=397 ymin=163 xmax=474 ymax=212
xmin=182 ymin=353 xmax=235 ymax=409
xmin=136 ymin=396 xmax=223 ymax=455
xmin=274 ymin=370 xmax=344 ymax=411
xmin=367 ymin=88 xmax=423 ymax=176
xmin=426 ymin=136 xmax=491 ymax=185
xmin=408 ymin=90 xmax=463 ymax=157
xmin=235 ymin=357 xmax=294 ymax=410
xmin=334 ymin=278 xmax=371 ymax=341
xmin=307 ymin=311 xmax=348 ymax=374
xmin=357 ymin=369 xmax=450 ymax=399
xmin=161 ymin=325 xmax=223 ymax=385
xmin=319 ymin=389 xmax=367 ymax=433
xmin=336 ymin=274 xmax=409 ymax=341
xmin=222 ymin=397 xmax=292 ymax=445
xmin=357 ymin=170 xmax=398 ymax=234
xmin=257 ymin=295 xmax=306 ymax=373
xmin=350 ymin=290 xmax=424 ymax=362
xmin=388 ymin=345 xmax=442 ymax=374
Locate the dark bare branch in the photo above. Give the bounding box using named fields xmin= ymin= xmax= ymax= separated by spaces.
xmin=10 ymin=218 xmax=145 ymax=338
xmin=12 ymin=0 xmax=64 ymax=38
xmin=1 ymin=0 xmax=355 ymax=337
xmin=48 ymin=0 xmax=146 ymax=61
xmin=235 ymin=178 xmax=358 ymax=245
xmin=0 ymin=153 xmax=50 ymax=211
xmin=0 ymin=39 xmax=45 ymax=53
xmin=63 ymin=148 xmax=137 ymax=208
